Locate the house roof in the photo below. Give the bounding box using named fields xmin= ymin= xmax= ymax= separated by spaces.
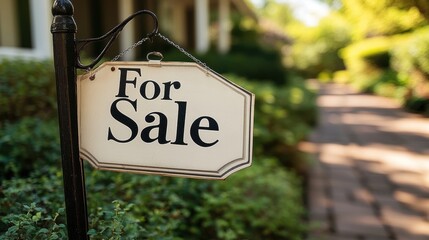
xmin=230 ymin=0 xmax=259 ymax=21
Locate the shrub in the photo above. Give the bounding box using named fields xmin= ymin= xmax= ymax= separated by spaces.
xmin=227 ymin=74 xmax=316 ymax=170
xmin=0 ymin=168 xmax=66 ymax=234
xmin=0 ymin=117 xmax=60 ymax=178
xmin=332 ymin=70 xmax=350 ymax=84
xmin=340 ymin=36 xmax=412 ymax=101
xmin=193 ymin=158 xmax=306 ymax=240
xmin=391 ymin=27 xmax=429 ymax=76
xmin=163 ymin=47 xmax=286 ymax=85
xmin=0 ymin=203 xmax=67 ymax=240
xmin=390 ymin=27 xmax=429 ymax=112
xmin=0 ymin=57 xmax=314 ymax=238
xmin=339 ymin=28 xmax=429 ymax=114
xmin=1 ymin=159 xmax=307 ymax=239
xmin=0 ymin=59 xmax=56 ymax=122
xmin=286 ymin=12 xmax=351 ymax=78
xmin=84 ymin=158 xmax=307 ymax=239
xmin=340 ymin=37 xmax=393 ymax=79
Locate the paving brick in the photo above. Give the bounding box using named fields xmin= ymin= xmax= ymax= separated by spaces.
xmin=394 ymin=190 xmax=429 ymax=215
xmin=363 ymin=237 xmax=391 ymax=240
xmin=351 ymin=187 xmax=374 ymax=205
xmin=332 ymin=201 xmax=388 ymax=238
xmin=319 ymin=144 xmax=352 ymax=166
xmin=308 ymin=217 xmax=331 ymax=234
xmin=328 ymin=165 xmax=359 ymax=181
xmin=308 ymin=233 xmax=360 ymax=240
xmin=306 ymin=83 xmax=429 ymax=240
xmin=390 ymin=171 xmax=425 ymax=189
xmin=361 ymin=171 xmax=393 ymax=194
xmin=380 ymin=205 xmax=429 ymax=238
xmin=308 ymin=180 xmax=330 ymax=218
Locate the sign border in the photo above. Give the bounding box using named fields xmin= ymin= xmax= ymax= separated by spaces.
xmin=77 ymin=61 xmax=254 ymax=179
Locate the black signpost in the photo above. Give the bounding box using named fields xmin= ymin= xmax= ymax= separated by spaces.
xmin=51 ymin=1 xmax=88 ymax=239
xmin=51 ymin=0 xmax=158 ymax=238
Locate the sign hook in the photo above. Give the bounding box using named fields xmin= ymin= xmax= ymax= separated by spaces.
xmin=75 ymin=10 xmax=159 ymax=70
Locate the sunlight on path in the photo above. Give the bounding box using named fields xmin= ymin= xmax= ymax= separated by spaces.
xmin=305 ymin=83 xmax=429 ymax=240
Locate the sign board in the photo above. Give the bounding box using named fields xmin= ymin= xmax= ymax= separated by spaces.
xmin=77 ymin=61 xmax=254 ymax=179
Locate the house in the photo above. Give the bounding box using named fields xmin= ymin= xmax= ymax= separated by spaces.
xmin=0 ymin=0 xmax=257 ymax=60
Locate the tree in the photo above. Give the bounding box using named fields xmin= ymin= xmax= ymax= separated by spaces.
xmin=259 ymin=0 xmax=296 ymax=30
xmin=341 ymin=0 xmax=427 ymax=40
xmin=286 ymin=12 xmax=351 ymax=77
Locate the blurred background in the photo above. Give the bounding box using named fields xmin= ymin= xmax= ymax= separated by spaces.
xmin=1 ymin=0 xmax=429 ymax=239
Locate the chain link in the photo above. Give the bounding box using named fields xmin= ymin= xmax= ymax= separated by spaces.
xmin=111 ymin=36 xmax=151 ymax=62
xmin=157 ymin=33 xmax=213 ymax=73
xmin=88 ymin=36 xmax=150 ymax=79
xmin=88 ymin=32 xmax=212 ymax=79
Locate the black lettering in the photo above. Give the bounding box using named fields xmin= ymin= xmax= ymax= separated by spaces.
xmin=171 ymin=101 xmax=188 ymax=145
xmin=140 ymin=80 xmax=160 ymax=100
xmin=116 ymin=68 xmax=141 ymax=97
xmin=141 ymin=112 xmax=170 ymax=144
xmin=162 ymin=81 xmax=181 ymax=100
xmin=190 ymin=116 xmax=219 ymax=147
xmin=108 ymin=98 xmax=138 ymax=143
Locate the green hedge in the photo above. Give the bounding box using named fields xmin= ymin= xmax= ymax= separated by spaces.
xmin=340 ymin=37 xmax=410 ymax=98
xmin=0 ymin=59 xmax=56 ymax=122
xmin=340 ymin=31 xmax=429 ymax=115
xmin=0 ymin=58 xmax=315 ymax=239
xmin=162 ymin=41 xmax=287 ymax=85
xmin=390 ymin=27 xmax=429 ymax=114
xmin=0 ymin=117 xmax=60 ymax=178
xmin=227 ymin=74 xmax=316 ymax=171
xmin=1 ymin=158 xmax=305 ymax=239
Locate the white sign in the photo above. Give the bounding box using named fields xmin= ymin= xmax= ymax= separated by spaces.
xmin=77 ymin=61 xmax=254 ymax=179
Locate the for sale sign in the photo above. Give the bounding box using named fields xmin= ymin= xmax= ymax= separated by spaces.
xmin=77 ymin=61 xmax=254 ymax=179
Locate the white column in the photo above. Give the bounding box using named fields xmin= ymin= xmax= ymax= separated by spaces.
xmin=172 ymin=3 xmax=186 ymax=45
xmin=29 ymin=0 xmax=53 ymax=58
xmin=119 ymin=0 xmax=135 ymax=61
xmin=218 ymin=0 xmax=231 ymax=53
xmin=195 ymin=0 xmax=210 ymax=53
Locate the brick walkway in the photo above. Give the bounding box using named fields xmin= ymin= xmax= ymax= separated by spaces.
xmin=304 ymin=83 xmax=429 ymax=240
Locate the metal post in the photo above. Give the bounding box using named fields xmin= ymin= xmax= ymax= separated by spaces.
xmin=51 ymin=0 xmax=89 ymax=239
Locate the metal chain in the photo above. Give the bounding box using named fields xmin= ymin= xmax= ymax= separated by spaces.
xmin=111 ymin=36 xmax=151 ymax=61
xmin=157 ymin=33 xmax=213 ymax=73
xmin=88 ymin=32 xmax=212 ymax=79
xmin=88 ymin=36 xmax=151 ymax=79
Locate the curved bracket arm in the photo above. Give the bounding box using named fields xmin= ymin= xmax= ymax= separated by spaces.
xmin=76 ymin=10 xmax=158 ymax=69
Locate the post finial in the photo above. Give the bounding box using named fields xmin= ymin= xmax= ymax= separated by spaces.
xmin=51 ymin=0 xmax=76 ymax=33
xmin=52 ymin=0 xmax=74 ymax=16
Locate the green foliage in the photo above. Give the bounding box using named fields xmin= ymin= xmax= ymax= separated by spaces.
xmin=286 ymin=12 xmax=351 ymax=77
xmin=162 ymin=12 xmax=287 ymax=84
xmin=342 ymin=0 xmax=427 ymax=40
xmin=0 ymin=203 xmax=66 ymax=240
xmin=227 ymin=74 xmax=316 ymax=168
xmin=390 ymin=27 xmax=429 ymax=113
xmin=259 ymin=0 xmax=296 ymax=28
xmin=194 ymin=158 xmax=306 ymax=240
xmin=0 ymin=117 xmax=60 ymax=178
xmin=404 ymin=97 xmax=429 ymax=116
xmin=164 ymin=42 xmax=287 ymax=84
xmin=84 ymin=170 xmax=199 ymax=238
xmin=0 ymin=168 xmax=65 ymax=223
xmin=340 ymin=37 xmax=403 ymax=94
xmin=0 ymin=59 xmax=56 ymax=122
xmin=0 ymin=52 xmax=315 ymax=238
xmin=341 ymin=37 xmax=393 ymax=74
xmin=1 ymin=160 xmax=306 ymax=239
xmin=391 ymin=27 xmax=429 ymax=76
xmin=88 ymin=201 xmax=145 ymax=239
xmin=0 ymin=167 xmax=66 ymax=237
